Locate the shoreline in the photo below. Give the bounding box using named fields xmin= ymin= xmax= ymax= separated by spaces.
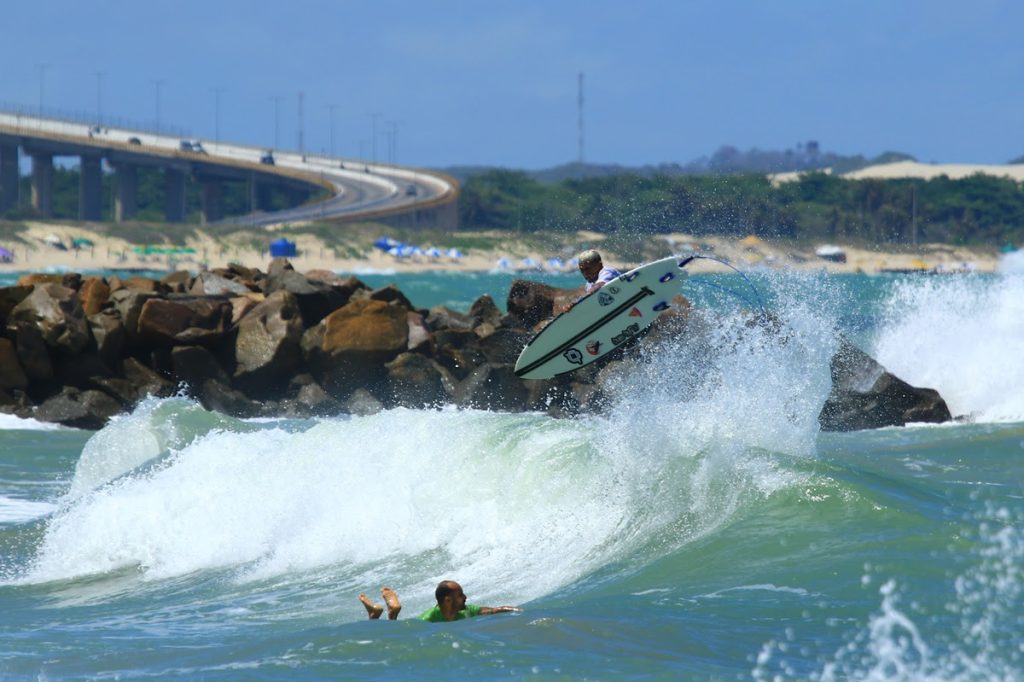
xmin=0 ymin=220 xmax=1003 ymax=277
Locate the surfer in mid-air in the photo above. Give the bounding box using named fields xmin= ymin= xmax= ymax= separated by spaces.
xmin=358 ymin=580 xmax=520 ymax=622
xmin=558 ymin=249 xmax=624 ymax=314
xmin=578 ymin=249 xmax=622 ymax=293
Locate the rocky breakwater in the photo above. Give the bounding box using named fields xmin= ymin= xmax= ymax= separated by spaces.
xmin=0 ymin=259 xmax=950 ymax=431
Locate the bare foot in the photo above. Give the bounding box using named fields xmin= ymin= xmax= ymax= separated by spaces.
xmin=359 ymin=593 xmax=384 ymax=620
xmin=381 ymin=586 xmax=402 ymax=620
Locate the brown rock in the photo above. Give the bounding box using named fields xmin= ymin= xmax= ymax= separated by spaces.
xmin=302 ymin=298 xmax=409 ymax=400
xmin=0 ymin=338 xmax=28 ymax=389
xmin=137 ymin=297 xmax=232 ymax=346
xmin=469 ymin=294 xmax=502 ymax=328
xmin=17 ymin=273 xmax=82 ymax=290
xmin=367 ymin=283 xmax=414 ymax=310
xmin=160 ymin=270 xmax=194 ymax=294
xmin=385 ymin=352 xmax=454 ymax=408
xmin=79 ymin=277 xmax=111 ymax=316
xmin=233 ymin=290 xmax=304 ymax=394
xmin=407 ymin=311 xmax=432 ymax=353
xmin=5 ymin=321 xmax=53 ymax=381
xmin=120 ymin=357 xmax=175 ymax=399
xmin=0 ymin=285 xmax=32 ymax=322
xmin=190 ymin=271 xmax=253 ymax=296
xmin=229 ymin=294 xmax=263 ymax=325
xmin=33 ymin=386 xmax=123 ymax=430
xmin=8 ymin=283 xmax=90 ymax=355
xmin=88 ymin=309 xmax=126 ymax=364
xmin=109 ymin=289 xmax=157 ymax=344
xmin=506 ymin=279 xmax=579 ymax=328
xmin=452 ymin=363 xmax=530 ymax=412
xmin=322 ymin=299 xmax=409 ymax=355
xmin=122 ymin=276 xmax=165 ymax=294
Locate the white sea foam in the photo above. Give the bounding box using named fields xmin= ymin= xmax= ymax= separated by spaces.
xmin=873 ymin=273 xmax=1024 ymax=422
xmin=0 ymin=495 xmax=56 ymax=523
xmin=0 ymin=413 xmax=65 ymax=431
xmin=19 ymin=277 xmax=836 ymax=608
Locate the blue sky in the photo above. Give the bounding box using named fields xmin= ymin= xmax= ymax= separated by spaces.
xmin=3 ymin=0 xmax=1022 ymax=169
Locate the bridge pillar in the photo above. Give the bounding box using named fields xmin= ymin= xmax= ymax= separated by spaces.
xmin=78 ymin=155 xmax=103 ymax=221
xmin=164 ymin=167 xmax=186 ymax=223
xmin=113 ymin=163 xmax=138 ymax=222
xmin=29 ymin=152 xmax=54 ymax=218
xmin=251 ymin=179 xmax=274 ymax=212
xmin=0 ymin=143 xmax=18 ymax=213
xmin=200 ymin=179 xmax=223 ymax=224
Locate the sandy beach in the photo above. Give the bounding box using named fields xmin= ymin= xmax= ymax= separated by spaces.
xmin=0 ymin=219 xmax=1001 ymax=277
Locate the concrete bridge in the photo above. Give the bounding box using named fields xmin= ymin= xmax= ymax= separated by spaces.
xmin=0 ymin=111 xmax=458 ymax=229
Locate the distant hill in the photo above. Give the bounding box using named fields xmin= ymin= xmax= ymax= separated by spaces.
xmin=440 ymin=143 xmax=918 ymax=183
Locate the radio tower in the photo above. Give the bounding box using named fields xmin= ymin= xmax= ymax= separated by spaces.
xmin=577 ymin=72 xmax=585 ymax=167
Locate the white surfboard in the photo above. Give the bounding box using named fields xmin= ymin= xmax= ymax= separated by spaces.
xmin=514 ymin=256 xmax=690 ymax=380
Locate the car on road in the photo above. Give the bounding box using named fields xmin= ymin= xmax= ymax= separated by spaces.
xmin=260 ymin=151 xmax=275 ymax=165
xmin=179 ymin=140 xmax=206 ymax=154
xmin=127 ymin=137 xmax=141 ymax=145
xmin=405 ymin=184 xmax=417 ymax=196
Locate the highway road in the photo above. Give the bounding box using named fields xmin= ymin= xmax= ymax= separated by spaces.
xmin=0 ymin=111 xmax=456 ymax=226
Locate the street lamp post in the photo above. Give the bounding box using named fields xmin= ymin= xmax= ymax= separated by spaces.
xmin=370 ymin=112 xmax=381 ymax=165
xmin=213 ymin=86 xmax=225 ymax=146
xmin=326 ymin=104 xmax=338 ymax=157
xmin=152 ymin=78 xmax=165 ymax=133
xmin=34 ymin=63 xmax=51 ymax=116
xmin=270 ymin=95 xmax=284 ymax=149
xmin=95 ymin=71 xmax=104 ymax=123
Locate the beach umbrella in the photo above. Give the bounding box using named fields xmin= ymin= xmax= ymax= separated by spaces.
xmin=546 ymin=257 xmax=564 ymax=269
xmin=446 ymin=248 xmax=464 ymax=259
xmin=425 ymin=247 xmax=442 ymax=258
xmin=269 ymin=238 xmax=297 ymax=257
xmin=495 ymin=258 xmax=510 ymax=269
xmin=373 ymin=236 xmax=402 ymax=251
xmin=0 ymin=246 xmax=13 ymax=262
xmin=72 ymin=238 xmax=95 ymax=248
xmin=44 ymin=234 xmax=67 ymax=250
xmin=520 ymin=257 xmax=540 ymax=270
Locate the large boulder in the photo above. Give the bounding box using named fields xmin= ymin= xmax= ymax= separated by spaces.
xmin=452 ymin=363 xmax=530 ymax=412
xmin=0 ymin=285 xmax=33 ymax=323
xmin=302 ymin=298 xmax=409 ymax=400
xmin=137 ymin=297 xmax=232 ymax=347
xmin=385 ymin=352 xmax=454 ymax=408
xmin=506 ymin=280 xmax=578 ymax=329
xmin=119 ymin=357 xmax=176 ymax=400
xmin=78 ymin=277 xmax=111 ymax=316
xmin=190 ymin=271 xmax=253 ymax=296
xmin=265 ymin=265 xmax=364 ymax=327
xmin=819 ymin=338 xmax=952 ymax=431
xmin=88 ymin=309 xmax=126 ymax=365
xmin=233 ymin=290 xmax=304 ymax=395
xmin=109 ymin=289 xmax=158 ymax=345
xmin=8 ymin=283 xmax=90 ymax=355
xmin=33 ymin=386 xmax=123 ymax=430
xmin=5 ymin=321 xmax=53 ymax=382
xmin=0 ymin=338 xmax=28 ymax=390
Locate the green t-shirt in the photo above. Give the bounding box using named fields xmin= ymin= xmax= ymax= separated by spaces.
xmin=419 ymin=604 xmax=483 ymax=622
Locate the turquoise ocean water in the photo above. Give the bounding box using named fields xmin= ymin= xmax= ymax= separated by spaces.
xmin=1 ymin=256 xmax=1023 ymax=680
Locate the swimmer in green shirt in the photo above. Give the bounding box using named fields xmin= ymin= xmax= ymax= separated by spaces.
xmin=358 ymin=580 xmax=520 ymax=623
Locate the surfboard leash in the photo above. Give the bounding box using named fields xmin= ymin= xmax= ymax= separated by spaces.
xmin=678 ymin=255 xmax=769 ymax=320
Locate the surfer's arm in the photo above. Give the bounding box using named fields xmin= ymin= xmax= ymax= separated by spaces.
xmin=478 ymin=605 xmax=521 ymax=615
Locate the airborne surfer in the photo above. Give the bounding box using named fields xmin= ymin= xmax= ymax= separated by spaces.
xmin=577 ymin=249 xmax=623 ymax=294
